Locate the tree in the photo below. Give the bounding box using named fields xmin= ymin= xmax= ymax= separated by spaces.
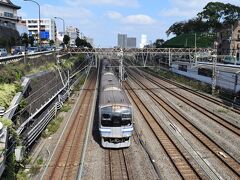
xmin=75 ymin=37 xmax=81 ymax=47
xmin=222 ymin=3 xmax=240 ymax=26
xmin=63 ymin=35 xmax=70 ymax=47
xmin=155 ymin=39 xmax=165 ymax=48
xmin=75 ymin=37 xmax=93 ymax=48
xmin=167 ymin=2 xmax=240 ymax=36
xmin=29 ymin=36 xmax=35 ymax=47
xmin=9 ymin=37 xmax=16 ymax=47
xmin=198 ymin=2 xmax=240 ymax=31
xmin=21 ymin=33 xmax=29 ymax=48
xmin=86 ymin=42 xmax=93 ymax=49
xmin=166 ymin=21 xmax=186 ymax=36
xmin=49 ymin=40 xmax=55 ymax=46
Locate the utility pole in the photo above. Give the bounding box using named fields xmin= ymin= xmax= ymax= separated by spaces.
xmin=119 ymin=49 xmax=123 ymax=86
xmin=168 ymin=48 xmax=171 ymax=67
xmin=212 ymin=41 xmax=218 ymax=96
xmin=195 ymin=33 xmax=197 ymax=62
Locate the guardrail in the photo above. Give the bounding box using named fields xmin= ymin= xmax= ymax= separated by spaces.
xmin=0 ymin=50 xmax=55 ymax=64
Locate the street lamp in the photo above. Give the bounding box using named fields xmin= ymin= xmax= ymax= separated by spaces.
xmin=54 ymin=17 xmax=65 ymax=35
xmin=24 ymin=0 xmax=41 ymax=47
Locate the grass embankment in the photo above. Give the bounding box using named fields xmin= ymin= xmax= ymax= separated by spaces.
xmin=0 ymin=84 xmax=19 ymax=108
xmin=163 ymin=33 xmax=216 ymax=48
xmin=0 ymin=54 xmax=85 ymax=109
xmin=0 ymin=63 xmax=56 ymax=109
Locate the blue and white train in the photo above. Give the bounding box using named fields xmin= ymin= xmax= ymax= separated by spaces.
xmin=99 ymin=59 xmax=133 ymax=148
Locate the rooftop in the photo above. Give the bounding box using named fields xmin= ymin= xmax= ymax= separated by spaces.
xmin=0 ymin=0 xmax=21 ymax=10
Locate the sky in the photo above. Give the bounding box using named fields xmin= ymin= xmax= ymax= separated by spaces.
xmin=12 ymin=0 xmax=240 ymax=47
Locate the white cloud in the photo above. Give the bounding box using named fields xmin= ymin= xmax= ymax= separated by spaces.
xmin=106 ymin=11 xmax=156 ymax=25
xmin=123 ymin=15 xmax=156 ymax=25
xmin=65 ymin=0 xmax=139 ymax=8
xmin=106 ymin=11 xmax=123 ymax=20
xmin=161 ymin=7 xmax=196 ymax=18
xmin=41 ymin=4 xmax=93 ymax=19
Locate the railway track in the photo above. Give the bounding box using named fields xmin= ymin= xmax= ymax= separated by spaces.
xmin=132 ymin=69 xmax=240 ymax=136
xmin=143 ymin=68 xmax=240 ymax=113
xmin=43 ymin=70 xmax=97 ymax=179
xmin=124 ymin=82 xmax=200 ymax=179
xmin=126 ymin=71 xmax=240 ymax=178
xmin=105 ymin=149 xmax=134 ymax=180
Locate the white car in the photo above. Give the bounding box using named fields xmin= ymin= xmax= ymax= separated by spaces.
xmin=28 ymin=47 xmax=38 ymax=54
xmin=0 ymin=48 xmax=7 ymax=57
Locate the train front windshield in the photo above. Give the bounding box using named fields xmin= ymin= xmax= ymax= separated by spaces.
xmin=101 ymin=106 xmax=132 ymax=127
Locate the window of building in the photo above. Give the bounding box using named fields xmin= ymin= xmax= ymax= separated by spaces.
xmin=4 ymin=12 xmax=13 ymax=18
xmin=178 ymin=65 xmax=187 ymax=72
xmin=28 ymin=20 xmax=38 ymax=24
xmin=198 ymin=68 xmax=212 ymax=77
xmin=29 ymin=25 xmax=37 ymax=28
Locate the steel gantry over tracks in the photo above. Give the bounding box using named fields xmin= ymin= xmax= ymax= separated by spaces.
xmin=63 ymin=47 xmax=212 ymax=55
xmin=63 ymin=47 xmax=213 ymax=67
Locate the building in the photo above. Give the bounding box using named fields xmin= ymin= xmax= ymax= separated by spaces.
xmin=218 ymin=21 xmax=240 ymax=59
xmin=0 ymin=0 xmax=21 ymax=30
xmin=21 ymin=18 xmax=57 ymax=43
xmin=56 ymin=31 xmax=64 ymax=44
xmin=118 ymin=33 xmax=127 ymax=48
xmin=66 ymin=26 xmax=79 ymax=46
xmin=127 ymin=37 xmax=136 ymax=48
xmin=140 ymin=34 xmax=147 ymax=48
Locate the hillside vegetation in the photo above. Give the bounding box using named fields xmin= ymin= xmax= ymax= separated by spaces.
xmin=0 ymin=54 xmax=85 ymax=109
xmin=163 ymin=33 xmax=216 ymax=48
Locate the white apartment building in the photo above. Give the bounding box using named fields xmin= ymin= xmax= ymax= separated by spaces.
xmin=21 ymin=18 xmax=57 ymax=42
xmin=140 ymin=34 xmax=147 ymax=48
xmin=66 ymin=26 xmax=79 ymax=46
xmin=0 ymin=0 xmax=21 ymax=29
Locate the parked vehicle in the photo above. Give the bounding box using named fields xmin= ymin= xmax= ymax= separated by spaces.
xmin=28 ymin=47 xmax=38 ymax=54
xmin=11 ymin=46 xmax=25 ymax=55
xmin=46 ymin=46 xmax=56 ymax=51
xmin=0 ymin=48 xmax=8 ymax=57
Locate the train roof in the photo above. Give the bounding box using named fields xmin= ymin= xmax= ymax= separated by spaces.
xmin=99 ymin=61 xmax=131 ymax=107
xmin=99 ymin=88 xmax=131 ymax=107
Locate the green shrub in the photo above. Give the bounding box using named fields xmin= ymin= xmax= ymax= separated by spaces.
xmin=16 ymin=170 xmax=28 ymax=180
xmin=61 ymin=104 xmax=71 ymax=112
xmin=0 ymin=83 xmax=18 ymax=108
xmin=42 ymin=117 xmax=64 ymax=138
xmin=29 ymin=164 xmax=41 ymax=176
xmin=0 ymin=117 xmax=13 ymax=127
